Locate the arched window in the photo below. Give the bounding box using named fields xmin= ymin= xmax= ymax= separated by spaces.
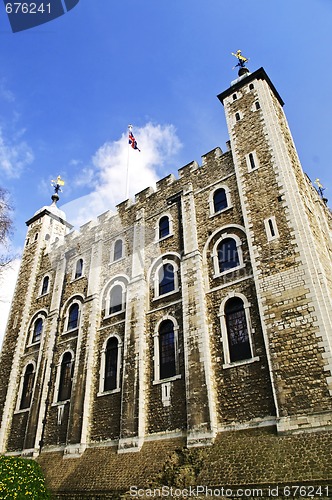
xmin=159 ymin=216 xmax=170 ymax=239
xmin=213 ymin=188 xmax=227 ymax=213
xmin=41 ymin=276 xmax=49 ymax=295
xmin=74 ymin=259 xmax=83 ymax=279
xmin=67 ymin=303 xmax=79 ymax=330
xmin=32 ymin=317 xmax=43 ymax=344
xmin=225 ymin=297 xmax=252 ymax=362
xmin=159 ymin=263 xmax=175 ymax=295
xmin=217 ymin=238 xmax=240 ymax=273
xmin=58 ymin=352 xmax=74 ymax=402
xmin=104 ymin=337 xmax=119 ymax=391
xmin=20 ymin=363 xmax=35 ymax=410
xmin=109 ymin=285 xmax=123 ymax=315
xmin=113 ymin=239 xmax=123 ymax=261
xmin=159 ymin=320 xmax=176 ymax=380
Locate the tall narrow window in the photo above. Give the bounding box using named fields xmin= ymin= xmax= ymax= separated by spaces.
xmin=58 ymin=352 xmax=74 ymax=402
xmin=217 ymin=238 xmax=239 ymax=273
xmin=159 ymin=216 xmax=170 ymax=239
xmin=213 ymin=188 xmax=227 ymax=213
xmin=113 ymin=240 xmax=123 ymax=261
xmin=159 ymin=263 xmax=175 ymax=295
xmin=109 ymin=285 xmax=123 ymax=314
xmin=32 ymin=318 xmax=43 ymax=344
xmin=225 ymin=297 xmax=251 ymax=362
xmin=74 ymin=259 xmax=83 ymax=279
xmin=41 ymin=276 xmax=49 ymax=295
xmin=67 ymin=303 xmax=79 ymax=330
xmin=249 ymin=153 xmax=256 ymax=170
xmin=235 ymin=112 xmax=240 ymax=121
xmin=104 ymin=337 xmax=118 ymax=391
xmin=20 ymin=364 xmax=35 ymax=410
xmin=159 ymin=320 xmax=176 ymax=380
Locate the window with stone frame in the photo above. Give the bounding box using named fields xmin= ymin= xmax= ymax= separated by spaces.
xmin=67 ymin=303 xmax=79 ymax=330
xmin=104 ymin=337 xmax=119 ymax=391
xmin=32 ymin=317 xmax=43 ymax=344
xmin=213 ymin=188 xmax=228 ymax=213
xmin=20 ymin=363 xmax=35 ymax=410
xmin=74 ymin=258 xmax=83 ymax=279
xmin=217 ymin=238 xmax=240 ymax=272
xmin=109 ymin=284 xmax=123 ymax=315
xmin=158 ymin=263 xmax=175 ymax=295
xmin=225 ymin=297 xmax=252 ymax=362
xmin=113 ymin=239 xmax=123 ymax=261
xmin=41 ymin=275 xmax=49 ymax=295
xmin=159 ymin=216 xmax=170 ymax=239
xmin=159 ymin=320 xmax=176 ymax=380
xmin=58 ymin=352 xmax=74 ymax=402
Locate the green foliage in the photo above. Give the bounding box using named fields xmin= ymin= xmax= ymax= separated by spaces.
xmin=0 ymin=455 xmax=50 ymax=499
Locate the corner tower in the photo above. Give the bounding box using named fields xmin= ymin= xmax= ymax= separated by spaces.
xmin=218 ymin=66 xmax=332 ymax=432
xmin=0 ymin=183 xmax=72 ymax=453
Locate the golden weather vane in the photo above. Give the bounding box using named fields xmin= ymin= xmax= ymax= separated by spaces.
xmin=231 ymin=50 xmax=249 ymax=69
xmin=51 ymin=175 xmax=65 ymax=194
xmin=314 ymin=178 xmax=326 ymax=198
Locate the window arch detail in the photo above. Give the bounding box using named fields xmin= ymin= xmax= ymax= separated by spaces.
xmin=17 ymin=361 xmax=36 ymax=411
xmin=112 ymin=238 xmax=124 ymax=262
xmin=27 ymin=311 xmax=47 ymax=345
xmin=74 ymin=258 xmax=83 ymax=279
xmin=98 ymin=335 xmax=122 ymax=395
xmin=54 ymin=350 xmax=75 ymax=403
xmin=212 ymin=234 xmax=244 ymax=277
xmin=153 ymin=317 xmax=180 ymax=383
xmin=209 ymin=185 xmax=231 ymax=216
xmin=219 ymin=294 xmax=259 ymax=367
xmin=154 ymin=259 xmax=179 ymax=299
xmin=155 ymin=213 xmax=173 ymax=241
xmin=103 ymin=278 xmax=128 ymax=318
xmin=245 ymin=151 xmax=259 ymax=171
xmin=40 ymin=275 xmax=50 ymax=296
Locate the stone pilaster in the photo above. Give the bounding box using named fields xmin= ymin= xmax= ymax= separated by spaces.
xmin=180 ymin=184 xmax=217 ymax=446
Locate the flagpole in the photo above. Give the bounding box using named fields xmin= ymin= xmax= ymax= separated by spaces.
xmin=125 ymin=124 xmax=132 ymax=200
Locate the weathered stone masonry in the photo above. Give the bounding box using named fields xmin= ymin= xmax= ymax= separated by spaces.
xmin=0 ymin=66 xmax=331 ymax=495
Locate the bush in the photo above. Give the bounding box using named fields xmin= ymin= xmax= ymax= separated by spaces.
xmin=0 ymin=455 xmax=50 ymax=499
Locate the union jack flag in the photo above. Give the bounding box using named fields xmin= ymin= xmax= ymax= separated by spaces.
xmin=128 ymin=131 xmax=140 ymax=152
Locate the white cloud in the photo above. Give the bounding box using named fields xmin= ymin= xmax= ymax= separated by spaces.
xmin=0 ymin=127 xmax=34 ymax=178
xmin=0 ymin=259 xmax=20 ymax=351
xmin=62 ymin=123 xmax=182 ymax=228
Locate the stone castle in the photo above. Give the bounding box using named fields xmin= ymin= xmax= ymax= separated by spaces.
xmin=0 ymin=66 xmax=332 ymax=496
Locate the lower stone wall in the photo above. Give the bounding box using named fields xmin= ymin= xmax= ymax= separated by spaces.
xmin=36 ymin=428 xmax=332 ymax=498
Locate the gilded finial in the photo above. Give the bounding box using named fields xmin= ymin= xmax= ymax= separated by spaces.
xmin=231 ymin=50 xmax=249 ymax=68
xmin=51 ymin=176 xmax=65 ymax=194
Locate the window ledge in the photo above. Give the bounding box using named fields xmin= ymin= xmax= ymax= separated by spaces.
xmin=97 ymin=388 xmax=121 ymax=397
xmin=222 ymin=356 xmax=260 ymax=369
xmin=70 ymin=275 xmax=85 ymax=283
xmin=153 ymin=289 xmax=179 ymax=302
xmin=37 ymin=292 xmax=49 ymax=299
xmin=109 ymin=257 xmax=125 ymax=265
xmin=213 ymin=264 xmax=245 ymax=279
xmin=14 ymin=408 xmax=30 ymax=414
xmin=51 ymin=400 xmax=70 ymax=407
xmin=155 ymin=233 xmax=173 ymax=243
xmin=209 ymin=206 xmax=233 ymax=218
xmin=153 ymin=374 xmax=181 ymax=385
xmin=26 ymin=341 xmax=41 ymax=348
xmin=103 ymin=309 xmax=125 ymax=320
xmin=62 ymin=327 xmax=79 ymax=335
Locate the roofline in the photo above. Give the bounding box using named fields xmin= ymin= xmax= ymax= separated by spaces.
xmin=217 ymin=67 xmax=284 ymax=107
xmin=26 ymin=209 xmax=73 ymax=229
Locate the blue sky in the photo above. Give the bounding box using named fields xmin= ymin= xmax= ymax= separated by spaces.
xmin=0 ymin=0 xmax=331 ymax=340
